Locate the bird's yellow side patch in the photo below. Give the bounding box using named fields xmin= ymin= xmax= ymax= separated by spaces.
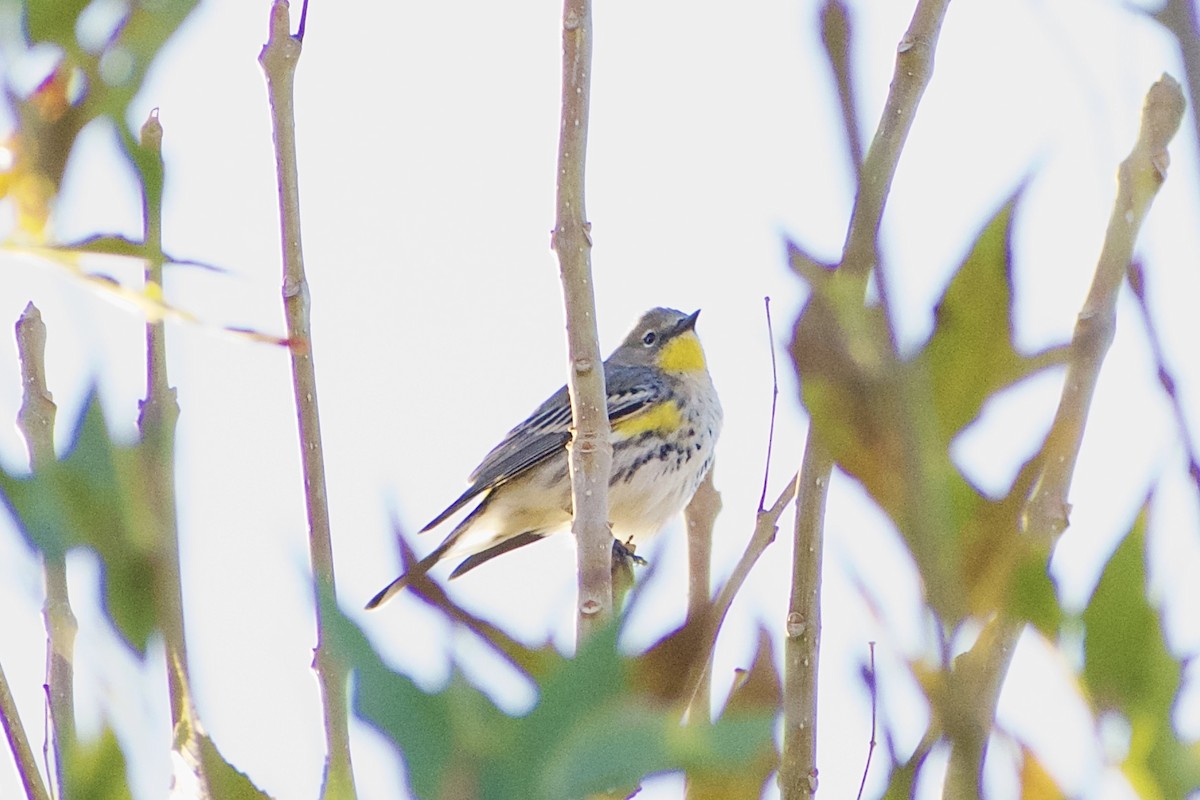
xmin=658 ymin=332 xmax=706 ymax=373
xmin=613 ymin=401 xmax=682 ymax=437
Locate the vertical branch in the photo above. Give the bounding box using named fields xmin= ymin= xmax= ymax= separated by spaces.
xmin=551 ymin=0 xmax=612 ymax=640
xmin=684 ymin=468 xmax=721 ymax=721
xmin=134 ymin=111 xmax=190 ymax=734
xmin=782 ymin=3 xmax=952 ymax=797
xmin=259 ymin=3 xmax=357 ymax=797
xmin=779 ymin=442 xmax=828 ymax=798
xmin=1025 ymin=76 xmax=1185 ymax=536
xmin=15 ymin=304 xmax=72 ymax=796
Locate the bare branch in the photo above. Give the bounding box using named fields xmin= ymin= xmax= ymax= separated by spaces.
xmin=550 ymin=0 xmax=613 ymax=639
xmin=684 ymin=468 xmax=721 ymax=727
xmin=15 ymin=304 xmax=72 ymax=796
xmin=259 ymin=3 xmax=357 ymax=796
xmin=682 ymin=472 xmax=798 ymax=711
xmin=840 ymin=0 xmax=950 ymax=285
xmin=1025 ymin=74 xmax=1185 ymax=541
xmin=820 ymin=0 xmax=863 ymax=178
xmin=0 ymin=661 xmax=49 ymax=800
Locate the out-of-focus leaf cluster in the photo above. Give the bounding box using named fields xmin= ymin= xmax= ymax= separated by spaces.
xmin=790 ymin=195 xmax=1066 ymax=629
xmin=791 ymin=192 xmax=1200 ymax=795
xmin=0 ymin=0 xmax=198 ymax=237
xmin=325 ymin=589 xmax=779 ymax=800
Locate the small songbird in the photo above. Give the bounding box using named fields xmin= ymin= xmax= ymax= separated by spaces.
xmin=366 ymin=307 xmax=722 ymax=609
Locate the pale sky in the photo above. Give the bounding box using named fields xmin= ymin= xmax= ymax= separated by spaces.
xmin=1 ymin=1 xmax=1198 ymax=798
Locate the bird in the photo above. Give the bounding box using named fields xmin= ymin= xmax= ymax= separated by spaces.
xmin=366 ymin=307 xmax=722 ymax=610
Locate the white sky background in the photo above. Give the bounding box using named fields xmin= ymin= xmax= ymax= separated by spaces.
xmin=0 ymin=0 xmax=1198 ymax=798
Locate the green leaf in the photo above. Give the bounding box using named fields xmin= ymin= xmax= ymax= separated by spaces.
xmin=1002 ymin=545 xmax=1063 ymax=636
xmin=789 ymin=250 xmax=971 ymax=620
xmin=920 ymin=195 xmax=1021 ymax=439
xmin=788 ymin=256 xmax=904 ymax=516
xmin=198 ymin=735 xmax=275 ymax=800
xmin=1082 ymin=501 xmax=1176 ymax=713
xmin=1082 ymin=498 xmax=1200 ymax=796
xmin=531 ymin=623 xmax=776 ymax=799
xmin=330 ymin=595 xmax=778 ymax=800
xmin=48 ymin=234 xmax=224 ymax=271
xmin=0 ymin=392 xmax=159 ymax=652
xmin=64 ymin=726 xmax=133 ymax=800
xmin=23 ymin=0 xmax=92 ymax=48
xmin=325 ymin=598 xmax=517 ymax=799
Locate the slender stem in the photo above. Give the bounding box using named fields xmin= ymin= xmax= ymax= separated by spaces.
xmin=550 ymin=0 xmax=611 ymax=640
xmin=1127 ymin=261 xmax=1200 ymax=499
xmin=134 ymin=109 xmax=191 ymax=733
xmin=758 ymin=297 xmax=780 ymax=512
xmin=682 ymin=473 xmax=798 ymax=711
xmin=259 ymin=3 xmax=356 ymax=797
xmin=779 ymin=443 xmax=828 ymax=798
xmin=0 ymin=661 xmax=49 ymax=800
xmin=683 ymin=468 xmax=721 ymax=724
xmin=782 ymin=3 xmax=953 ymax=797
xmin=855 ymin=642 xmax=877 ymax=800
xmin=820 ymin=0 xmax=863 ymax=179
xmin=15 ymin=303 xmax=72 ymax=797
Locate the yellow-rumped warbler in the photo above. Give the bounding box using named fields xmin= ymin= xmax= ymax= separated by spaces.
xmin=366 ymin=307 xmax=721 ymax=610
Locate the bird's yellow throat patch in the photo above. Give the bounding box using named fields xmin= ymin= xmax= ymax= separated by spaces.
xmin=658 ymin=332 xmax=706 ymax=373
xmin=613 ymin=400 xmax=683 ymax=437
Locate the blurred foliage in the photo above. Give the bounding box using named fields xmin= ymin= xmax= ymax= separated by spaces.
xmin=794 ymin=191 xmax=1200 ymax=797
xmin=790 ymin=194 xmax=1068 ymax=628
xmin=0 ymin=0 xmax=198 ymax=238
xmin=63 ymin=726 xmax=132 ymax=800
xmin=0 ymin=392 xmax=160 ymax=653
xmin=0 ymin=2 xmax=1197 ymax=799
xmin=1081 ymin=500 xmax=1200 ymax=798
xmin=325 ymin=593 xmax=778 ymax=800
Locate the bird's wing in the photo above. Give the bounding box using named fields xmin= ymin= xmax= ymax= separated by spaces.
xmin=420 ymin=366 xmax=666 ymax=532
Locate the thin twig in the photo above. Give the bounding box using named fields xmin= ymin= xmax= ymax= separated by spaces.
xmin=839 ymin=0 xmax=950 ymax=285
xmin=820 ymin=0 xmax=863 ymax=178
xmin=1127 ymin=260 xmax=1200 ymax=499
xmin=134 ymin=107 xmax=192 ymax=726
xmin=1154 ymin=0 xmax=1200 ymax=161
xmin=682 ymin=472 xmax=798 ymax=711
xmin=132 ymin=111 xmax=213 ymax=797
xmin=550 ymin=0 xmax=612 ymax=639
xmin=758 ymin=297 xmax=780 ymax=512
xmin=856 ymin=642 xmax=877 ymax=800
xmin=15 ymin=303 xmax=71 ymax=798
xmin=259 ymin=3 xmax=356 ymax=797
xmin=0 ymin=661 xmax=50 ymax=800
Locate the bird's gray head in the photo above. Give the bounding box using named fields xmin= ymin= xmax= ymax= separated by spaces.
xmin=609 ymin=307 xmax=706 ymax=373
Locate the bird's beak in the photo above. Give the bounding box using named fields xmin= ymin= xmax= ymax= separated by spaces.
xmin=677 ymin=309 xmax=701 ymax=335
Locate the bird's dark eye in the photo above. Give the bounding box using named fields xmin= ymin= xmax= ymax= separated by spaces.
xmin=642 ymin=331 xmax=657 ymax=346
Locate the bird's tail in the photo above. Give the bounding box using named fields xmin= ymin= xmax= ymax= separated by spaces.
xmin=364 ymin=539 xmax=451 ymax=609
